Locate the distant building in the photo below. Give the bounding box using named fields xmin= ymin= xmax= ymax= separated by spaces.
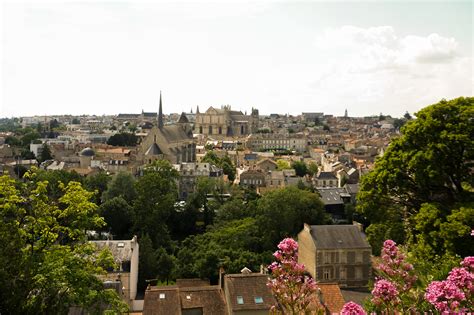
xmin=138 ymin=93 xmax=196 ymax=165
xmin=314 ymin=171 xmax=338 ymax=188
xmin=298 ymin=224 xmax=372 ymax=288
xmin=194 ymin=106 xmax=259 ymax=138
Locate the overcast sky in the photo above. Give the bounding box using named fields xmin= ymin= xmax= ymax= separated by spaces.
xmin=1 ymin=0 xmax=472 ymax=117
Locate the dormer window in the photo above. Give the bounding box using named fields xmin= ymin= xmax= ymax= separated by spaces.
xmin=237 ymin=296 xmax=244 ymax=305
xmin=255 ymin=297 xmax=263 ymax=304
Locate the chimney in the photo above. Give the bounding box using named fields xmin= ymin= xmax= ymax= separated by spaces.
xmin=218 ymin=267 xmax=225 ymax=289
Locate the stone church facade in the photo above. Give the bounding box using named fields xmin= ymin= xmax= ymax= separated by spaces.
xmin=194 ymin=105 xmax=259 ymax=138
xmin=137 ymin=94 xmax=195 ymax=165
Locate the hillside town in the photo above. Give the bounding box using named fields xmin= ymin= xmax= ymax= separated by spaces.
xmin=2 ymin=95 xmax=472 ymax=314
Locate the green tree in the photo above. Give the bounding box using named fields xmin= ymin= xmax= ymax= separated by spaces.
xmin=133 ymin=160 xmax=179 ymax=247
xmin=256 ymin=186 xmax=328 ymax=250
xmin=137 ymin=234 xmax=158 ymax=292
xmin=156 ymin=248 xmax=175 ymax=285
xmin=292 ymin=161 xmax=308 ymax=177
xmin=307 ymin=162 xmax=319 ymax=177
xmin=84 ymin=171 xmax=111 ymax=205
xmin=99 ymin=197 xmax=133 ymax=239
xmin=34 ymin=169 xmax=83 ymax=200
xmin=101 ymin=171 xmax=137 ymax=204
xmin=39 ymin=144 xmax=53 ymax=163
xmin=357 ymin=97 xmax=474 ymax=256
xmin=106 ymin=132 xmax=138 ymax=146
xmin=276 ymin=159 xmax=291 ymax=170
xmin=0 ymin=175 xmax=128 ymax=314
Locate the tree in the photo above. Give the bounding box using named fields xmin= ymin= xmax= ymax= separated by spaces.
xmin=101 ymin=171 xmax=137 ymax=204
xmin=133 ymin=159 xmax=179 ymax=247
xmin=0 ymin=175 xmax=128 ymax=314
xmin=39 ymin=144 xmax=53 ymax=162
xmin=276 ymin=159 xmax=291 ymax=170
xmin=84 ymin=171 xmax=111 ymax=205
xmin=357 ymin=97 xmax=474 ymax=256
xmin=202 ymin=151 xmax=236 ymax=181
xmin=99 ymin=197 xmax=133 ymax=239
xmin=137 ymin=234 xmax=158 ymax=292
xmin=256 ymin=187 xmax=328 ymax=250
xmin=71 ymin=118 xmax=80 ymax=124
xmin=106 ymin=132 xmax=138 ymax=146
xmin=291 ymin=161 xmax=307 ymax=177
xmin=156 ymin=248 xmax=175 ymax=284
xmin=307 ymin=162 xmax=319 ymax=177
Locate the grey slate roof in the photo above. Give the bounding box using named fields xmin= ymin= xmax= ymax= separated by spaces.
xmin=317 ymin=172 xmax=337 ymax=180
xmin=145 ymin=142 xmax=163 ymax=156
xmin=177 ymin=112 xmax=189 ymax=123
xmin=316 ymin=188 xmax=347 ymax=205
xmin=308 ymin=225 xmax=371 ymax=249
xmin=92 ymin=240 xmax=134 ymax=261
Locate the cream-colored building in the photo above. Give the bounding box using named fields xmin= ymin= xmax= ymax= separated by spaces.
xmin=194 ymin=106 xmax=259 ymax=138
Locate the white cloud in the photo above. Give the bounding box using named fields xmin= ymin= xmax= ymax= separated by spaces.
xmin=309 ymin=26 xmax=472 ymax=116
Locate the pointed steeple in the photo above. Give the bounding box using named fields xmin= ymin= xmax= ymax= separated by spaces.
xmin=158 ymin=91 xmax=164 ymax=128
xmin=196 ymin=105 xmax=200 ymax=114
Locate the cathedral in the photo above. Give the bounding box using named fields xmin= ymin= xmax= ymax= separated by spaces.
xmin=194 ymin=105 xmax=259 ymax=138
xmin=138 ymin=93 xmax=195 ymax=165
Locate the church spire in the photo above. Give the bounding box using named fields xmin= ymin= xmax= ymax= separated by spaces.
xmin=158 ymin=91 xmax=164 ymax=128
xmin=196 ymin=105 xmax=200 ymax=114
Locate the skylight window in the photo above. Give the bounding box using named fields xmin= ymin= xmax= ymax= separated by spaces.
xmin=237 ymin=296 xmax=244 ymax=304
xmin=255 ymin=297 xmax=264 ymax=304
xmin=159 ymin=293 xmax=165 ymax=299
xmin=117 ymin=242 xmax=125 ymax=248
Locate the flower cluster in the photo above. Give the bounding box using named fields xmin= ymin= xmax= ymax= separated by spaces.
xmin=371 ymin=279 xmax=400 ymax=306
xmin=341 ymin=301 xmax=366 ymax=315
xmin=425 ymin=280 xmax=466 ymax=312
xmin=267 ymin=238 xmax=318 ymax=313
xmin=424 ymin=256 xmax=474 ymax=312
xmin=377 ymin=240 xmax=417 ymax=292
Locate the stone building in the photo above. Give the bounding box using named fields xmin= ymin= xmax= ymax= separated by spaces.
xmin=194 ymin=106 xmax=259 ymax=138
xmin=137 ymin=93 xmax=196 ymax=165
xmin=298 ymin=224 xmax=372 ymax=288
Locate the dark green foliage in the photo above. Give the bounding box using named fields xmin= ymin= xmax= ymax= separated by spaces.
xmin=106 ymin=132 xmax=138 ymax=146
xmin=5 ymin=135 xmax=21 ymax=146
xmin=256 ymin=186 xmax=328 ymax=250
xmin=39 ymin=144 xmax=53 ymax=162
xmin=20 ymin=148 xmax=36 ymax=160
xmin=156 ymin=248 xmax=175 ymax=285
xmin=99 ymin=197 xmax=133 ymax=239
xmin=101 ymin=172 xmax=136 ymax=204
xmin=291 ymin=161 xmax=308 ymax=177
xmin=357 ymin=97 xmax=474 ymax=258
xmin=83 ymin=171 xmax=111 ymax=205
xmin=133 ymin=160 xmax=179 ymax=248
xmin=138 ymin=234 xmax=159 ymax=291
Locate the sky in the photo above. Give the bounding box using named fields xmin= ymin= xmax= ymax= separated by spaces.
xmin=1 ymin=0 xmax=472 ymax=117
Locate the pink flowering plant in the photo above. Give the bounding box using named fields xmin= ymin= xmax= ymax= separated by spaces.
xmin=424 ymin=256 xmax=474 ymax=312
xmin=366 ymin=240 xmax=419 ymax=312
xmin=341 ymin=301 xmax=366 ymax=315
xmin=267 ymin=238 xmax=321 ymax=314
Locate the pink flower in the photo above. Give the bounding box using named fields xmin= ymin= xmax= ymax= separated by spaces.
xmin=371 ymin=279 xmax=399 ymax=305
xmin=425 ymin=280 xmax=466 ymax=312
xmin=341 ymin=301 xmax=366 ymax=315
xmin=447 ymin=267 xmax=473 ymax=293
xmin=461 ymin=256 xmax=474 ymax=272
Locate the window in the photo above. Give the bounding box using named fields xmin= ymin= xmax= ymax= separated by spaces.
xmin=254 ymin=297 xmax=263 ymax=304
xmin=324 ymin=252 xmax=331 ymax=264
xmin=199 ymin=126 xmax=203 ymax=134
xmin=241 ymin=125 xmax=244 ymax=134
xmin=340 ymin=267 xmax=346 ymax=280
xmin=237 ymin=296 xmax=244 ymax=305
xmin=355 ymin=267 xmax=362 ymax=280
xmin=159 ymin=293 xmax=166 ymax=299
xmin=218 ymin=127 xmax=222 ymax=134
xmin=323 ymin=269 xmax=330 ymax=280
xmin=356 ymin=252 xmax=363 ymax=263
xmin=209 ymin=126 xmax=213 ymax=134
